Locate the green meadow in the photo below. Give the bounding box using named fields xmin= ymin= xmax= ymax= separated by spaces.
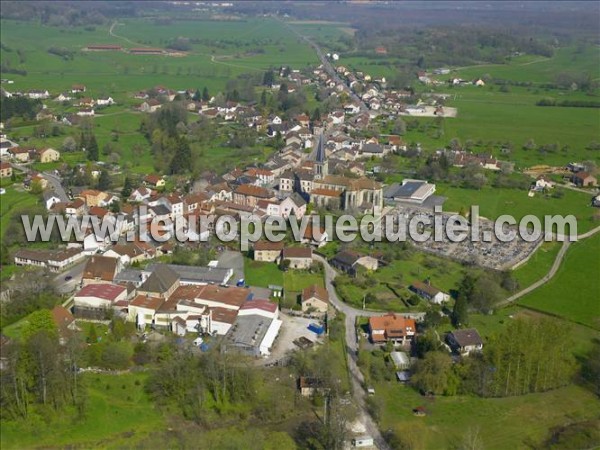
xmin=0 ymin=18 xmax=318 ymax=98
xmin=448 ymin=46 xmax=600 ymax=84
xmin=0 ymin=186 xmax=39 ymax=239
xmin=0 ymin=372 xmax=165 ymax=449
xmin=439 ymin=185 xmax=598 ymax=234
xmin=518 ymin=232 xmax=600 ymax=329
xmin=373 ymin=382 xmax=600 ymax=450
xmin=512 ymin=241 xmax=562 ymax=289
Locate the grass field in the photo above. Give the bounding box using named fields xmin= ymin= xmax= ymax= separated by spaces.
xmin=0 ymin=186 xmax=40 ymax=239
xmin=336 ymin=249 xmax=466 ymax=311
xmin=512 ymin=241 xmax=562 ymax=289
xmin=439 ymin=185 xmax=598 ymax=234
xmin=374 ymin=382 xmax=600 ymax=450
xmin=518 ymin=232 xmax=600 ymax=329
xmin=244 ymin=257 xmax=284 ymax=289
xmin=448 ymin=46 xmax=600 ymax=85
xmin=0 ymin=372 xmax=165 ymax=449
xmin=0 ymin=17 xmax=317 ymax=97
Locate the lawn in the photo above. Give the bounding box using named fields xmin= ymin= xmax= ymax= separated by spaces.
xmin=0 ymin=17 xmax=317 ymax=97
xmin=374 ymin=382 xmax=600 ymax=450
xmin=0 ymin=372 xmax=165 ymax=449
xmin=282 ymin=269 xmax=325 ymax=309
xmin=439 ymin=184 xmax=598 ymax=234
xmin=244 ymin=256 xmax=284 ymax=289
xmin=335 ymin=249 xmax=466 ymax=311
xmin=518 ymin=232 xmax=600 ymax=329
xmin=0 ymin=186 xmax=40 ymax=239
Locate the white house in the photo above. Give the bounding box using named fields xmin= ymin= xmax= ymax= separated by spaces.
xmin=410 ymin=280 xmax=450 ymax=304
xmin=96 ymin=97 xmax=115 ymax=106
xmin=43 ymin=191 xmax=61 ymax=210
xmin=447 ymin=329 xmax=484 ymax=355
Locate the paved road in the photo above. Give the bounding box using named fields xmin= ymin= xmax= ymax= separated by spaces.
xmin=42 ymin=171 xmax=69 ymax=202
xmin=282 ymin=21 xmax=368 ymax=112
xmin=500 ymin=224 xmax=600 ymax=306
xmin=53 ymin=259 xmax=86 ymax=294
xmin=314 ymin=254 xmax=424 ymax=450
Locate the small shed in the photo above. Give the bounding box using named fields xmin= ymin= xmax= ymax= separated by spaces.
xmin=352 ymin=435 xmax=374 ymax=447
xmin=390 ymin=351 xmax=410 ymax=370
xmin=396 ymin=371 xmax=411 ymax=383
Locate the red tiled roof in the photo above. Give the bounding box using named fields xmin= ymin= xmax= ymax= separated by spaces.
xmin=130 ymin=294 xmax=164 ymax=311
xmin=283 ymin=247 xmax=312 ymax=259
xmin=302 ymin=285 xmax=328 ymax=303
xmin=254 ymin=240 xmax=284 ymax=251
xmin=235 ymin=184 xmax=272 ymax=198
xmin=75 ymin=283 xmax=126 ymax=302
xmin=240 ymin=299 xmax=278 ymax=313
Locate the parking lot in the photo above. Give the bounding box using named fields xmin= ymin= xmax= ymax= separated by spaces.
xmin=264 ymin=312 xmax=324 ymax=363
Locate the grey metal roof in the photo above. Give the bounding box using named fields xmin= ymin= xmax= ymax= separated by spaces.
xmin=114 ymin=268 xmax=144 ymax=284
xmin=362 ymin=143 xmax=383 ymax=154
xmin=140 ymin=264 xmax=179 ymax=294
xmin=315 ymin=134 xmax=326 ymax=163
xmin=144 ymin=263 xmax=231 ymax=284
xmin=384 ymin=181 xmax=426 ymax=199
xmin=150 ymin=204 xmax=171 ymax=216
xmin=225 ymin=314 xmax=272 ymax=352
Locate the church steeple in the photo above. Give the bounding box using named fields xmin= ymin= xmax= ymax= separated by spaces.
xmin=314 ymin=134 xmax=328 ymax=179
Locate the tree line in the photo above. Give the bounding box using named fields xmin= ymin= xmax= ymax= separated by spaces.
xmin=1 ymin=310 xmax=86 ymax=421
xmin=411 ymin=317 xmax=577 ymax=398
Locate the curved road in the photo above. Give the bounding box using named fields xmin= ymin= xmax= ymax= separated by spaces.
xmin=315 ymin=255 xmax=424 ymax=450
xmin=501 ymin=224 xmax=600 ymax=306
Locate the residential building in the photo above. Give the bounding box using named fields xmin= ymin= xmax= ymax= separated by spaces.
xmin=280 ymin=193 xmax=307 ymax=219
xmin=301 ymin=285 xmax=329 ymax=314
xmin=330 ymin=250 xmax=378 ymax=276
xmin=253 ymin=240 xmax=284 ymax=262
xmin=144 ymin=174 xmax=165 ymax=188
xmin=0 ymin=161 xmax=12 ymax=178
xmin=447 ymin=329 xmax=483 ymax=355
xmin=282 ymin=247 xmax=313 ymax=269
xmin=572 ymin=172 xmax=598 ymax=187
xmin=368 ymin=313 xmax=416 ymax=345
xmin=82 ymin=255 xmax=121 ymax=285
xmin=8 ymin=147 xmax=30 ymax=162
xmin=103 ymin=243 xmax=149 ymax=265
xmin=14 ymin=248 xmax=84 ymax=272
xmin=36 ymin=148 xmax=60 ymax=163
xmin=409 ymin=280 xmax=450 ymax=304
xmin=233 ymin=184 xmax=274 ymax=207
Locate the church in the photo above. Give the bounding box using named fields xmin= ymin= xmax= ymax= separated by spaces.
xmin=304 ymin=135 xmax=384 ymax=212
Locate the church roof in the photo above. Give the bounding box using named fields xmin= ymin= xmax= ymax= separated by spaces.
xmin=315 ymin=134 xmax=326 ymax=163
